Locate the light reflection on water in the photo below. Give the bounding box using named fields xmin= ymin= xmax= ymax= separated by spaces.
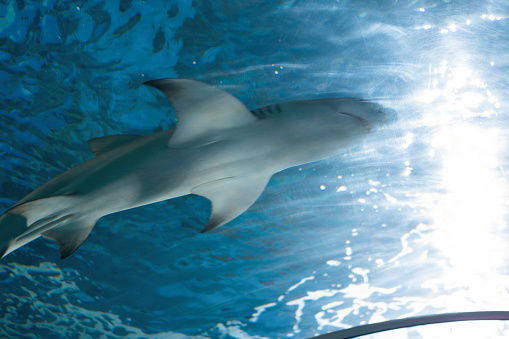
xmin=409 ymin=59 xmax=509 ymax=336
xmin=415 ymin=55 xmax=507 ymax=293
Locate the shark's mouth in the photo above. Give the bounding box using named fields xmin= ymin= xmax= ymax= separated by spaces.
xmin=338 ymin=112 xmax=371 ymax=131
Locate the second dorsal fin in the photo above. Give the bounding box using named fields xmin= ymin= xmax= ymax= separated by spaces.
xmin=88 ymin=135 xmax=143 ymax=156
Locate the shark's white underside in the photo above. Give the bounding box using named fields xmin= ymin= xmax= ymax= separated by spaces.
xmin=0 ymin=78 xmax=395 ymax=259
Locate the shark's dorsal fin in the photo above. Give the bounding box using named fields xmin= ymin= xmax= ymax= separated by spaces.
xmin=42 ymin=217 xmax=99 ymax=259
xmin=144 ymin=79 xmax=256 ymax=148
xmin=192 ymin=175 xmax=271 ymax=233
xmin=88 ymin=135 xmax=143 ymax=156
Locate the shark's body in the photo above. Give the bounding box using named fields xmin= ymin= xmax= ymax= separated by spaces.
xmin=0 ymin=79 xmax=395 ymax=259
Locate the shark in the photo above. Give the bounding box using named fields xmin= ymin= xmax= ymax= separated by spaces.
xmin=0 ymin=78 xmax=396 ymax=260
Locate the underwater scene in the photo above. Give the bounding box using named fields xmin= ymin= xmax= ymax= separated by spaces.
xmin=1 ymin=0 xmax=509 ymax=338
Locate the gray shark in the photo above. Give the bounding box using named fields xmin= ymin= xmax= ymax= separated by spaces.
xmin=0 ymin=79 xmax=396 ymax=259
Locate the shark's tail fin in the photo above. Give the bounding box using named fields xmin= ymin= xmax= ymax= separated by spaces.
xmin=0 ymin=213 xmax=30 ymax=259
xmin=2 ymin=196 xmax=99 ymax=259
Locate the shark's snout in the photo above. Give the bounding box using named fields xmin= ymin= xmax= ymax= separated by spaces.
xmin=338 ymin=112 xmax=371 ymax=132
xmin=331 ymin=99 xmax=397 ymax=128
xmin=352 ymin=102 xmax=398 ymax=128
xmin=377 ymin=106 xmax=398 ymax=125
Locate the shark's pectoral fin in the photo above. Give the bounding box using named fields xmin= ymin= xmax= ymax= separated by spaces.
xmin=42 ymin=217 xmax=99 ymax=259
xmin=192 ymin=175 xmax=271 ymax=233
xmin=88 ymin=134 xmax=144 ymax=156
xmin=144 ymin=79 xmax=257 ymax=148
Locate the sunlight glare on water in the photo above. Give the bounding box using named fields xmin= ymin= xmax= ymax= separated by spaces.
xmin=432 ymin=124 xmax=506 ymax=274
xmin=414 ymin=58 xmax=509 ymax=312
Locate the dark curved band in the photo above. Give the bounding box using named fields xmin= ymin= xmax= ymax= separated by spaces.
xmin=313 ymin=311 xmax=509 ymax=339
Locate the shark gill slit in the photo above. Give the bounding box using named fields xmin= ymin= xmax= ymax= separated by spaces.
xmin=251 ymin=104 xmax=282 ymax=119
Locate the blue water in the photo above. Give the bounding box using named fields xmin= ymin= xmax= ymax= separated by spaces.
xmin=1 ymin=0 xmax=509 ymax=338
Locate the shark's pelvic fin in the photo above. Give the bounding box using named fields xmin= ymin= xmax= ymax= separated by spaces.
xmin=88 ymin=134 xmax=143 ymax=156
xmin=144 ymin=79 xmax=256 ymax=148
xmin=192 ymin=175 xmax=271 ymax=233
xmin=42 ymin=216 xmax=99 ymax=259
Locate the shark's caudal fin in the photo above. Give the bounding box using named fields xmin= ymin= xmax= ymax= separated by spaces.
xmin=7 ymin=196 xmax=75 ymax=226
xmin=0 ymin=213 xmax=29 ymax=259
xmin=145 ymin=79 xmax=257 ymax=148
xmin=192 ymin=175 xmax=271 ymax=233
xmin=4 ymin=196 xmax=99 ymax=259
